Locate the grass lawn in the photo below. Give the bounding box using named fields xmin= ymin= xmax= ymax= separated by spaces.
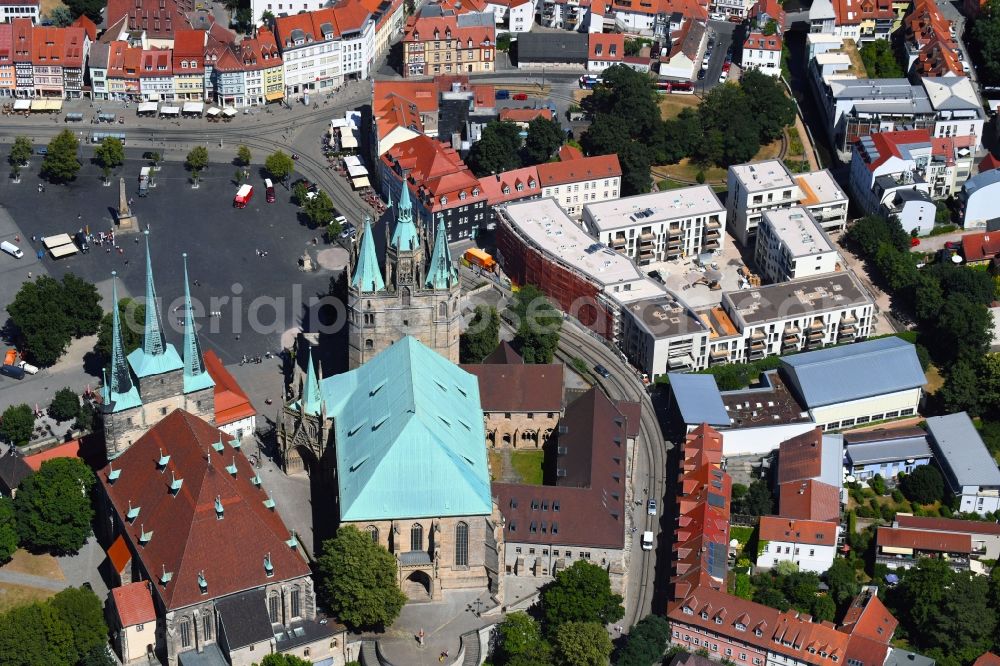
xmin=488 ymin=450 xmax=502 ymax=481
xmin=1 ymin=550 xmax=64 ymax=580
xmin=657 ymin=93 xmax=701 ymax=120
xmin=0 ymin=583 xmax=56 ymax=614
xmin=39 ymin=0 xmax=65 ymax=19
xmin=510 ymin=450 xmax=545 ymax=485
xmin=924 ymin=364 xmax=945 ymax=394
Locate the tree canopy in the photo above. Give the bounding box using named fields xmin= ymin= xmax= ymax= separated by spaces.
xmin=260 ymin=655 xmax=312 ymax=666
xmin=735 ymin=479 xmax=774 ymax=517
xmin=541 ymin=560 xmax=624 ymax=629
xmin=523 ymin=116 xmax=564 ymax=165
xmin=316 ymin=526 xmax=407 ymax=630
xmin=7 ymin=274 xmax=103 ymax=366
xmin=508 ymin=285 xmax=561 ymax=364
xmin=614 ymin=614 xmax=671 ymax=666
xmin=552 ymin=621 xmax=613 ymax=666
xmin=0 ymin=498 xmax=18 ymax=563
xmin=859 ymin=39 xmax=904 ymax=78
xmin=0 ymin=586 xmax=109 ymax=666
xmin=48 ymin=388 xmax=80 ymax=423
xmin=95 ymin=298 xmax=145 ymax=364
xmin=185 ymin=146 xmax=209 ymax=173
xmin=497 ymin=612 xmax=550 ymax=665
xmin=237 ymin=145 xmax=252 ymax=167
xmin=303 ymin=190 xmax=335 ymax=228
xmin=0 ymin=404 xmax=35 ymax=447
xmin=41 ymin=130 xmax=80 ymax=183
xmin=968 ymin=0 xmax=1000 ymax=85
xmin=266 ymin=151 xmax=295 ymax=182
xmin=899 ymin=465 xmax=944 ymax=505
xmin=468 ymin=120 xmax=523 ymax=176
xmin=63 ymin=0 xmax=103 ymax=21
xmin=460 ymin=305 xmax=500 ymax=363
xmin=9 ymin=136 xmax=32 ymax=167
xmin=14 ymin=457 xmax=96 ymax=554
xmin=824 ymin=557 xmax=860 ymax=608
xmin=94 ymin=137 xmax=125 ymax=172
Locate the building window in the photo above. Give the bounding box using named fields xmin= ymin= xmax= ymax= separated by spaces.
xmin=455 ymin=521 xmax=469 ymax=566
xmin=411 ymin=523 xmax=424 ymax=551
xmin=203 ymin=615 xmax=213 ymax=641
xmin=268 ymin=593 xmax=280 ymax=624
xmin=291 ymin=588 xmax=301 ymax=618
xmin=367 ymin=525 xmax=379 ymax=543
xmin=179 ymin=620 xmax=192 ymax=648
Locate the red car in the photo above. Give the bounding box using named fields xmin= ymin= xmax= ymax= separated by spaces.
xmin=512 ymin=92 xmax=528 ymax=101
xmin=910 ymin=237 xmax=921 ymax=247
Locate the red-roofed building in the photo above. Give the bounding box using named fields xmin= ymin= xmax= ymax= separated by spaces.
xmin=974 ymin=653 xmax=1000 ymax=666
xmin=23 ymin=439 xmax=84 ymax=471
xmin=203 ymin=350 xmax=256 ymax=440
xmin=536 ymin=154 xmax=621 ymax=217
xmin=373 ymin=79 xmax=441 ymax=154
xmin=758 ymin=516 xmax=840 ymax=572
xmin=105 ymin=0 xmax=189 ymax=46
xmin=31 ymin=25 xmax=88 ymax=98
xmin=876 ymin=525 xmax=973 ymax=570
xmin=139 ymin=48 xmax=173 ymax=101
xmin=380 ymin=133 xmax=486 ymax=241
xmin=831 ymin=0 xmax=894 ymax=41
xmin=960 ymin=230 xmax=1000 ymax=265
xmin=587 ymin=32 xmax=624 ymax=71
xmin=478 ymin=165 xmax=541 ymax=206
xmin=110 ymin=582 xmax=157 ymax=663
xmin=558 ymin=143 xmax=584 ymax=161
xmin=235 ymin=27 xmax=283 ymax=106
xmin=742 ymin=32 xmax=782 ymax=76
xmin=106 ymin=40 xmax=143 ymax=100
xmin=0 ymin=23 xmax=13 ymax=97
xmin=97 ymin=410 xmax=343 ymax=665
xmin=71 ymin=15 xmax=97 ymax=41
xmin=11 ymin=18 xmax=33 ymax=98
xmin=498 ymin=106 xmax=552 ymax=128
xmin=979 ymin=152 xmax=1000 ymax=173
xmin=839 ymin=588 xmax=899 ymax=642
xmin=778 ymin=479 xmax=842 ymax=523
xmin=171 ymin=29 xmax=204 ymax=101
xmin=914 ymin=37 xmax=963 ymax=77
xmin=402 ymin=13 xmax=495 ymax=78
xmin=893 ymin=513 xmax=1000 ymax=558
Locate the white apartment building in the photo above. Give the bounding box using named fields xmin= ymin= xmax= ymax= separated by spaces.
xmin=583 ymin=185 xmax=726 ymax=265
xmin=0 ymin=0 xmax=38 ymax=23
xmin=536 ymin=155 xmax=622 ymax=218
xmin=339 ymin=21 xmax=375 ymax=81
xmin=275 ymin=10 xmax=349 ymax=99
xmin=727 ymin=160 xmax=803 ymax=247
xmin=754 ymin=207 xmax=839 ymax=284
xmin=758 ymin=517 xmax=839 ymax=573
xmin=742 ymin=32 xmax=782 ymax=76
xmin=619 ymin=292 xmax=711 ymax=378
xmin=706 ymin=271 xmax=875 ymax=365
xmin=485 ymin=0 xmax=537 ymax=33
xmin=794 ymin=169 xmax=849 ymax=234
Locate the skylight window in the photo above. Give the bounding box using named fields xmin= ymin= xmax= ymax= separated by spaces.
xmin=229 ymin=438 xmax=241 ymax=450
xmin=139 ymin=525 xmax=153 ymax=544
xmin=263 ymin=493 xmax=276 ymax=510
xmin=212 ymin=438 xmax=224 ymax=453
xmin=215 ymin=496 xmax=224 ymax=519
xmin=126 ymin=501 xmax=140 ymax=522
xmin=226 ymin=457 xmax=238 ymax=476
xmin=158 ymin=448 xmax=170 ymax=469
xmin=264 ymin=553 xmax=274 ymax=577
xmin=169 ymin=472 xmax=183 ymax=494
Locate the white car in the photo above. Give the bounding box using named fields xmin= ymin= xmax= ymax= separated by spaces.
xmin=710 ymin=11 xmax=726 ymax=20
xmin=641 ymin=531 xmax=654 ymax=551
xmin=719 ymin=70 xmax=728 ymax=83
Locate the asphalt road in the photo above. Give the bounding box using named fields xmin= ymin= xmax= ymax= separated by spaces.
xmin=701 ymin=20 xmax=737 ymax=93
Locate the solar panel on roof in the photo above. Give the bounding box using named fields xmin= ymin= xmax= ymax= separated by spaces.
xmin=706 ymin=542 xmax=727 ymax=578
xmin=707 ymin=492 xmax=726 ymax=508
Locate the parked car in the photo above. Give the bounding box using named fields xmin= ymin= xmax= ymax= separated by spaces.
xmin=36 ymin=147 xmax=47 ymax=156
xmin=647 ymin=499 xmax=657 ymax=516
xmin=910 ymin=237 xmax=921 ymax=247
xmin=496 ymin=89 xmax=510 ymax=100
xmin=513 ymin=92 xmax=529 ymax=101
xmin=698 ymin=69 xmax=707 ymax=80
xmin=339 ymin=222 xmax=357 ymax=239
xmin=642 ymin=531 xmax=654 ymax=551
xmin=944 ymin=240 xmax=962 ymax=250
xmin=594 ymin=364 xmax=611 ymax=378
xmin=719 ymin=71 xmax=729 ymax=83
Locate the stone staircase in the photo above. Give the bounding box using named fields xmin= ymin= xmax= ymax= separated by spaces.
xmin=460 ymin=630 xmax=481 ymax=666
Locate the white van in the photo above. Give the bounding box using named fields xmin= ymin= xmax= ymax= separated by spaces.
xmin=1 ymin=241 xmax=24 ymax=259
xmin=641 ymin=531 xmax=654 ymax=551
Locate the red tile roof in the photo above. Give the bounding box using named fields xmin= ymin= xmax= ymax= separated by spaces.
xmin=11 ymin=18 xmax=31 ymax=64
xmin=759 ymin=516 xmax=838 ymax=546
xmin=499 ymin=107 xmax=553 ymax=123
xmin=274 ymin=8 xmax=343 ymax=48
xmin=462 ymin=361 xmax=562 ymax=412
xmin=744 ymin=32 xmax=783 ymax=51
xmin=536 ymin=154 xmax=621 ymax=187
xmin=403 ymin=15 xmax=494 ymax=48
xmin=895 ymin=514 xmax=1000 ymax=536
xmin=140 ymin=48 xmax=172 ymax=77
xmin=833 ymin=0 xmax=893 ymax=25
xmin=382 ymin=134 xmax=484 ymax=213
xmin=558 ymin=144 xmax=584 ymax=161
xmin=373 ymin=80 xmax=439 ymax=140
xmin=974 ymin=653 xmax=1000 ymax=666
xmin=962 ymin=231 xmax=1000 ymax=263
xmin=71 ymin=15 xmax=97 ymax=40
xmin=493 ymin=389 xmax=631 ymax=549
xmin=31 ymin=26 xmax=86 ymax=68
xmin=477 ymin=166 xmax=540 ymax=206
xmin=237 ymin=28 xmax=282 ymax=71
xmin=112 ymin=581 xmax=156 ymax=627
xmin=838 ymin=590 xmax=898 ymax=642
xmin=779 ymin=480 xmax=841 ymax=523
xmin=107 ymin=533 xmax=132 ymax=573
xmin=979 ymin=153 xmax=1000 ymax=173
xmin=172 ymin=29 xmax=204 ymax=72
xmin=877 ymin=526 xmax=973 ymax=553
xmin=862 ymin=128 xmax=932 ymax=172
xmin=777 ymin=427 xmax=824 ymax=484
xmin=203 ymin=351 xmax=256 ymax=427
xmin=106 ymin=0 xmax=188 ymax=40
xmin=588 ymin=33 xmax=624 ymax=61
xmin=97 ymin=410 xmax=310 ymax=611
xmin=24 ymin=440 xmax=82 ymax=472
xmin=915 ymin=38 xmax=963 ymax=77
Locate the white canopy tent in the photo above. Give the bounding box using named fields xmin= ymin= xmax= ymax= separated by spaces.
xmin=330 ymin=117 xmax=349 ymax=129
xmin=351 ymin=176 xmax=371 ymax=190
xmin=137 ymin=101 xmax=158 ymax=114
xmin=222 ymin=107 xmax=237 ymax=117
xmin=182 ymin=101 xmax=204 ymax=114
xmin=340 ymin=132 xmax=358 ymax=150
xmin=206 ymin=107 xmax=221 ymax=116
xmin=43 ymin=233 xmax=74 ymax=250
xmin=13 ymin=99 xmax=30 ymax=110
xmin=346 ymin=163 xmax=368 ymax=178
xmin=160 ymin=106 xmax=180 ymax=115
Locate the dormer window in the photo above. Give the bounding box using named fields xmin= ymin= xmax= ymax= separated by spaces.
xmin=735 ymin=623 xmax=746 ymax=632
xmin=459 ymin=191 xmax=466 ymax=200
xmin=264 ymin=553 xmax=274 ymax=577
xmin=701 ymin=611 xmax=709 ymax=619
xmin=264 ymin=492 xmax=276 ymax=510
xmin=715 ymin=616 xmax=723 ymax=625
xmin=467 ymin=38 xmax=473 ymax=48
xmin=158 ymin=448 xmax=170 ymax=470
xmin=528 ymin=179 xmax=536 ymax=188
xmin=754 ymin=629 xmax=763 ymax=637
xmin=198 ymin=571 xmax=208 ymax=594
xmin=472 ymin=187 xmax=480 ymax=196
xmin=126 ymin=500 xmax=140 ymax=522
xmin=215 ymin=496 xmax=224 ymax=520
xmin=159 ymin=564 xmax=173 ymax=586
xmin=226 ymin=456 xmax=238 ymax=476
xmin=440 ymin=195 xmax=448 ymax=205
xmin=139 ymin=525 xmax=153 ymax=545
xmin=683 ymin=606 xmax=694 ymax=615
xmin=516 ymin=182 xmax=524 ymax=191
xmin=502 ymin=185 xmax=510 ymax=194
xmin=169 ymin=472 xmax=183 ymax=495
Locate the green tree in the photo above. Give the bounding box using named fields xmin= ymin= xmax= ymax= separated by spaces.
xmin=624 ymin=38 xmax=645 ymax=56
xmin=0 ymin=601 xmax=77 ymax=666
xmin=580 ymin=114 xmax=630 ymax=157
xmin=94 ymin=137 xmax=125 ymax=175
xmin=824 ymin=557 xmax=860 ymax=607
xmin=64 ymin=0 xmax=104 ymax=21
xmin=316 ymin=526 xmax=406 ymax=630
xmin=739 ymin=70 xmax=796 ymax=144
xmin=859 ymin=39 xmax=904 ymax=78
xmin=736 ymin=479 xmax=774 ymax=517
xmin=541 ymin=560 xmax=624 ymax=629
xmin=74 ymin=402 xmax=96 ymax=434
xmin=48 ymin=388 xmax=80 ymax=423
xmin=552 ymin=621 xmax=613 ymax=666
xmin=0 ymin=404 xmax=35 ymax=446
xmin=60 ymin=273 xmax=103 ymax=337
xmin=95 ymin=298 xmax=145 ymax=363
xmin=186 ymin=145 xmax=209 ymax=174
xmin=523 ymin=117 xmax=564 ymax=165
xmin=900 ymin=464 xmax=944 ymax=505
xmin=237 ymin=145 xmax=252 ymax=167
xmin=303 ymin=190 xmax=335 ymax=228
xmin=79 ymin=645 xmax=116 ymax=666
xmin=617 ymin=141 xmax=652 ymax=196
xmin=41 ymin=130 xmax=80 ymax=183
xmin=498 ymin=612 xmax=547 ymax=663
xmin=939 ymin=360 xmax=982 ymax=415
xmin=811 ymin=594 xmax=837 ymax=623
xmin=933 ymin=294 xmax=993 ymax=363
xmin=969 ymin=0 xmax=1000 ymax=85
xmin=615 ymin=615 xmax=671 ymax=666
xmin=260 ymin=655 xmax=312 ymax=666
xmin=460 ymin=305 xmax=500 ymax=363
xmin=9 ymin=136 xmax=32 ymax=168
xmin=48 ymin=6 xmax=73 ymax=24
xmin=0 ymin=498 xmax=18 ymax=563
xmin=261 ymin=9 xmax=276 ymax=23
xmin=50 ymin=586 xmax=109 ymax=660
xmin=468 ymin=120 xmax=523 ymax=176
xmin=508 ymin=285 xmax=561 ymax=364
xmin=266 ymin=150 xmax=295 ymax=183
xmin=14 ymin=457 xmax=96 ymax=554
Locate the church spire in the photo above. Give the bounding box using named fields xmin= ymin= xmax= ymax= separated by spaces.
xmin=350 ymin=215 xmax=385 ymax=292
xmin=391 ymin=182 xmax=418 ymax=251
xmin=302 ymin=347 xmax=321 ymax=416
xmin=425 ymin=214 xmax=458 ymax=290
xmin=105 ymin=272 xmax=141 ymax=413
xmin=141 ymin=230 xmax=166 ymax=356
xmin=181 ymin=254 xmax=215 ymax=394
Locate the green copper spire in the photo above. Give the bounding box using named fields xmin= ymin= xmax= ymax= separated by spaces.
xmin=106 ymin=272 xmax=142 ymax=413
xmin=391 ymin=183 xmax=419 ymax=251
xmin=181 ymin=253 xmax=215 ymax=394
xmin=302 ymin=347 xmax=321 ymax=416
xmin=425 ymin=215 xmax=458 ymax=290
xmin=141 ymin=231 xmax=165 ymax=356
xmin=351 ymin=215 xmax=385 ymax=292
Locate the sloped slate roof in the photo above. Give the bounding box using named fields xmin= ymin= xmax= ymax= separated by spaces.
xmin=780 ymin=337 xmax=925 ymax=408
xmin=926 ymin=412 xmax=1000 ymax=488
xmin=320 ymin=336 xmax=492 ymax=521
xmin=668 ymin=373 xmax=730 ymax=426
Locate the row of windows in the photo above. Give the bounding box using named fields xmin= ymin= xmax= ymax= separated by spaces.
xmin=366 ymin=522 xmax=469 ymax=566
xmin=822 ymin=408 xmax=914 ymax=431
xmin=514 ymin=546 xmax=590 ymax=558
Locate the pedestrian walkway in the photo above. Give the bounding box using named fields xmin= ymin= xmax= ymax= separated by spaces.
xmin=0 ymin=568 xmax=69 ymax=592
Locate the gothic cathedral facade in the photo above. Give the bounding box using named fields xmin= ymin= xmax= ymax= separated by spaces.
xmin=346 ymin=184 xmax=461 ymax=369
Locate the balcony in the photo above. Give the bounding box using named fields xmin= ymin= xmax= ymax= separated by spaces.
xmin=611 ymin=237 xmax=626 ymax=248
xmin=639 ymin=248 xmax=655 ymax=261
xmin=841 ymin=314 xmax=857 ymax=325
xmin=704 ymin=240 xmax=720 ymax=250
xmin=706 ymin=218 xmax=721 ymax=230
xmin=750 ymin=330 xmax=766 ymax=341
xmin=668 ymin=226 xmax=682 ymax=237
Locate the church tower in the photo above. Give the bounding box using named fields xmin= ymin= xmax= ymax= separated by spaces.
xmin=346 ymin=185 xmax=461 ymax=368
xmin=101 ymin=234 xmax=215 ymax=459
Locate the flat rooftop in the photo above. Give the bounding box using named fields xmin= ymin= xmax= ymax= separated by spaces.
xmin=729 ymin=160 xmax=797 ymax=193
xmin=583 ymin=185 xmax=725 ymax=232
xmin=796 ymin=169 xmax=848 ymax=207
xmin=762 ymin=207 xmax=835 ymax=257
xmin=501 ymin=197 xmax=650 ymax=290
xmin=720 ymin=371 xmax=811 ymax=428
xmin=699 ymin=306 xmax=739 ymax=339
xmin=724 ymin=271 xmax=871 ymax=326
xmin=624 ymin=292 xmax=707 ymax=339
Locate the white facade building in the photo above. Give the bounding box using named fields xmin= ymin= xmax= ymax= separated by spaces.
xmin=485 ymin=0 xmax=537 ymax=33
xmin=727 ymin=160 xmax=804 ymax=247
xmin=536 ymin=155 xmax=622 ymax=218
xmin=758 ymin=517 xmax=839 ymax=573
xmin=959 ymin=169 xmax=1000 ymax=230
xmin=741 ymin=33 xmax=782 ymax=76
xmin=926 ymin=413 xmax=1000 ymax=516
xmin=583 ymin=185 xmax=726 ymax=265
xmin=754 ymin=207 xmax=839 ymax=284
